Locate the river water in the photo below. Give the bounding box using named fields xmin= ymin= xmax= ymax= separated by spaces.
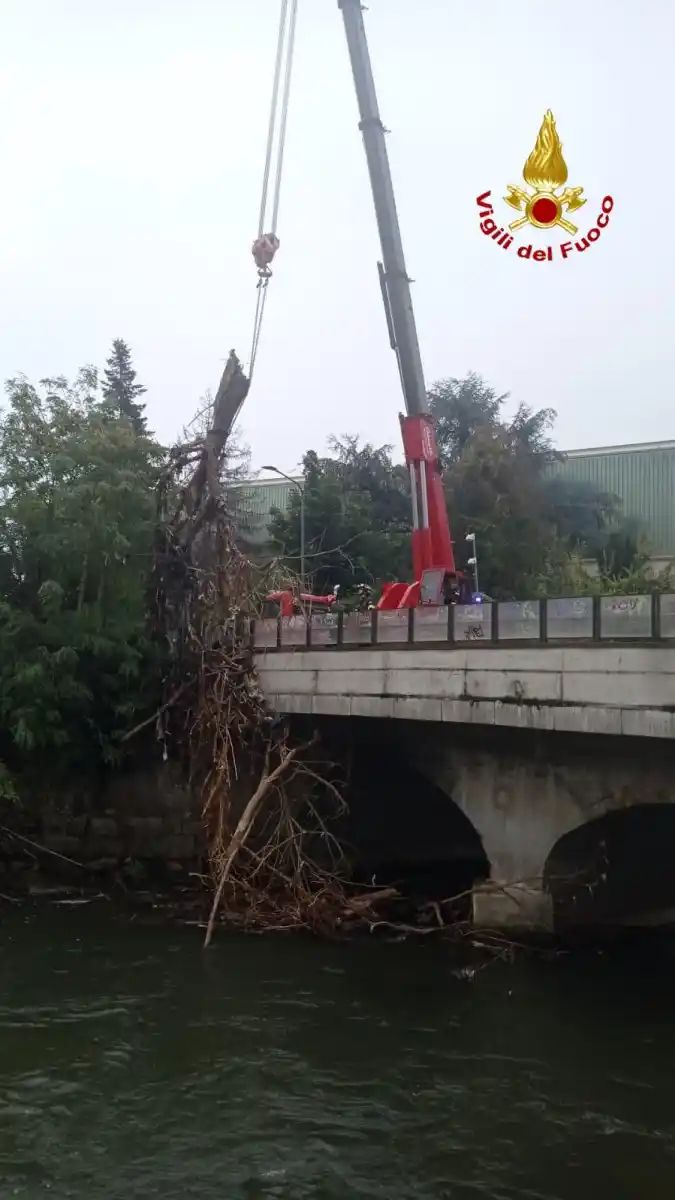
xmin=1 ymin=908 xmax=675 ymax=1199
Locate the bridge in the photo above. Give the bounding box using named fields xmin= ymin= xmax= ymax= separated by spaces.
xmin=253 ymin=594 xmax=675 ymax=933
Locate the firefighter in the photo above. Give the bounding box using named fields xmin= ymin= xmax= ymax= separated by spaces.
xmin=442 ymin=573 xmax=461 ymax=606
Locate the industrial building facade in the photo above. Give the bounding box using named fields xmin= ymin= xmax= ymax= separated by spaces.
xmin=231 ymin=475 xmax=304 ymax=550
xmin=550 ymin=441 xmax=675 ymax=567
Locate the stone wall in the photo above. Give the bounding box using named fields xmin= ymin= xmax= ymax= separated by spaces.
xmin=0 ymin=764 xmax=204 ymax=889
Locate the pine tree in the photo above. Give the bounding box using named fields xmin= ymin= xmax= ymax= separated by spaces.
xmin=102 ymin=338 xmax=147 ymax=434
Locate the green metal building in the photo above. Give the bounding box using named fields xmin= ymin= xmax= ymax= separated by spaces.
xmin=232 ymin=476 xmax=303 ymax=549
xmin=549 ymin=441 xmax=675 ymax=562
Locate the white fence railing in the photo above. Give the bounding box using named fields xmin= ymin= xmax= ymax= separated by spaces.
xmin=253 ymin=594 xmax=675 ymax=651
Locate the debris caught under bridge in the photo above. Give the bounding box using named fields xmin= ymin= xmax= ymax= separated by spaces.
xmin=147 ymin=353 xmax=415 ymax=946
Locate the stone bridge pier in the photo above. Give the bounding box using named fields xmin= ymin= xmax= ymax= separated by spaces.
xmin=321 ymin=718 xmax=675 ymax=933
xmin=401 ymin=726 xmax=569 ymax=931
xmin=394 ymin=722 xmax=675 ymax=932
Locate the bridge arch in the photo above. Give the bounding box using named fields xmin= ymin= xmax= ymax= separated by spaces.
xmin=340 ymin=722 xmax=490 ymax=905
xmin=544 ymin=804 xmax=675 ymax=929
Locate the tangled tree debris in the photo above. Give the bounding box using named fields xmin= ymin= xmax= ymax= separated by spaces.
xmin=146 ymin=352 xmax=398 ymax=945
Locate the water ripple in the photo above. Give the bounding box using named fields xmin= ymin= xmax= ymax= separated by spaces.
xmin=1 ymin=912 xmax=675 ymax=1198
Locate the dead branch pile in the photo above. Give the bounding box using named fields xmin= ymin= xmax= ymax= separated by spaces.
xmin=148 ymin=351 xmax=401 ymax=945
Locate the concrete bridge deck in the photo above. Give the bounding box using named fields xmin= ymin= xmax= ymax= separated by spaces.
xmin=256 ymin=644 xmax=675 ymax=740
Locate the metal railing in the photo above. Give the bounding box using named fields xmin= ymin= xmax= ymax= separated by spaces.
xmin=253 ymin=594 xmax=675 ymax=650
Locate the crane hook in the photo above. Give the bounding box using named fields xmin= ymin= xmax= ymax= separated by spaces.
xmin=252 ymin=232 xmax=280 ymax=279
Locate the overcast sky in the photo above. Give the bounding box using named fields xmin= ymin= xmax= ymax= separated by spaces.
xmin=1 ymin=0 xmax=673 ymax=474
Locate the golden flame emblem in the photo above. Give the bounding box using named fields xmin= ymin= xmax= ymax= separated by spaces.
xmin=504 ymin=110 xmax=585 ymax=234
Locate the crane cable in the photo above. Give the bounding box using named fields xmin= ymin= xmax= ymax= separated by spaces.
xmin=249 ymin=0 xmax=299 ymax=379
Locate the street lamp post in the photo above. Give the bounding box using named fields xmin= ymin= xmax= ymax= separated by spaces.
xmin=465 ymin=531 xmax=479 ymax=596
xmin=262 ymin=465 xmax=305 ymax=586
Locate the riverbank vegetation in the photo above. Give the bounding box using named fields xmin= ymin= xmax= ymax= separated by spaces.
xmin=0 ymin=357 xmax=160 ymax=785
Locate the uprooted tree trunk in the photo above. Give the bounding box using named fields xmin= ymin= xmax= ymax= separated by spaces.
xmin=149 ymin=350 xmax=396 ymax=945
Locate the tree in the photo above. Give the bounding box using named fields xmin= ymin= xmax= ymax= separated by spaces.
xmin=541 ymin=475 xmax=650 ymax=575
xmin=102 ymin=338 xmax=147 ymax=434
xmin=427 ymin=373 xmax=566 ymax=595
xmin=269 ymin=437 xmax=411 ymax=594
xmin=427 ymin=372 xmax=505 ymax=463
xmin=428 ymin=372 xmax=559 ymax=469
xmin=0 ymin=370 xmax=162 ymax=779
xmin=507 ymin=401 xmax=561 ymax=468
xmin=542 ymin=476 xmax=619 ymax=545
xmin=442 ymin=424 xmax=564 ymax=597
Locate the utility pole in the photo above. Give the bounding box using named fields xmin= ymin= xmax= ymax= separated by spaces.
xmin=465 ymin=532 xmax=480 ymax=596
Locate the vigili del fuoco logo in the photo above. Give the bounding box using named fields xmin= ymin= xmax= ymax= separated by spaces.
xmin=476 ymin=110 xmax=614 ymax=261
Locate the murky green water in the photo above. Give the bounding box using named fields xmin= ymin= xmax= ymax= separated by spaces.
xmin=1 ymin=908 xmax=675 ymax=1199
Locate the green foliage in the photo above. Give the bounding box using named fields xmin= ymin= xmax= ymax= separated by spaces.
xmin=0 ymin=760 xmax=17 ymax=804
xmin=429 ymin=375 xmax=564 ymax=596
xmin=102 ymin=338 xmax=147 ymax=434
xmin=596 ymin=518 xmax=648 ymax=578
xmin=0 ymin=367 xmax=163 ymax=778
xmin=534 ymin=550 xmax=672 ymax=599
xmin=541 ymin=476 xmax=648 ymax=576
xmin=427 ymin=372 xmax=505 ymax=463
xmin=269 ymin=436 xmax=411 ymax=593
xmin=541 ymin=477 xmax=621 ymax=547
